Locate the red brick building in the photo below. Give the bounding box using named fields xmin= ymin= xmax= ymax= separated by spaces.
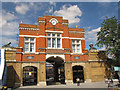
xmin=16 ymin=15 xmax=89 ymax=86
xmin=4 ymin=15 xmax=108 ymax=88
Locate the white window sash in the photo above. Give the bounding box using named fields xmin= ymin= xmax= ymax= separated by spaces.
xmin=72 ymin=40 xmax=82 ymax=53
xmin=24 ymin=37 xmax=35 ymax=52
xmin=47 ymin=33 xmax=62 ymax=48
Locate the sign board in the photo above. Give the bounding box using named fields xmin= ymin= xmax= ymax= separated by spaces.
xmin=29 ymin=72 xmax=32 ymax=76
xmin=27 ymin=56 xmax=34 ymax=59
xmin=114 ymin=67 xmax=120 ymax=71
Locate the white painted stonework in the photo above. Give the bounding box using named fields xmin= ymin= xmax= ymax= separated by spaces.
xmin=46 ymin=54 xmax=65 ymax=60
xmin=72 ymin=62 xmax=85 ymax=67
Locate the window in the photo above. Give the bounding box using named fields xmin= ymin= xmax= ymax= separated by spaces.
xmin=25 ymin=43 xmax=29 ymax=52
xmin=47 ymin=38 xmax=51 ymax=48
xmin=24 ymin=37 xmax=35 ymax=52
xmin=47 ymin=33 xmax=62 ymax=48
xmin=72 ymin=40 xmax=81 ymax=53
xmin=74 ymin=56 xmax=80 ymax=59
xmin=57 ymin=38 xmax=61 ymax=48
xmin=27 ymin=56 xmax=34 ymax=59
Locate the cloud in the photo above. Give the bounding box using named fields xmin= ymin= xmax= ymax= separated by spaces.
xmin=30 ymin=2 xmax=34 ymax=6
xmin=84 ymin=26 xmax=91 ymax=31
xmin=99 ymin=47 xmax=106 ymax=50
xmin=2 ymin=37 xmax=17 ymax=46
xmin=54 ymin=5 xmax=82 ymax=24
xmin=88 ymin=27 xmax=101 ymax=34
xmin=45 ymin=7 xmax=53 ymax=13
xmin=45 ymin=2 xmax=56 ymax=14
xmin=2 ymin=10 xmax=17 ymax=21
xmin=1 ymin=10 xmax=19 ymax=47
xmin=2 ymin=10 xmax=17 ymax=27
xmin=49 ymin=1 xmax=56 ymax=7
xmin=15 ymin=4 xmax=29 ymax=15
xmin=0 ymin=14 xmax=2 ymax=28
xmin=2 ymin=21 xmax=18 ymax=36
xmin=86 ymin=27 xmax=101 ymax=43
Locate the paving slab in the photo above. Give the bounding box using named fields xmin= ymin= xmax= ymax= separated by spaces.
xmin=18 ymin=81 xmax=108 ymax=88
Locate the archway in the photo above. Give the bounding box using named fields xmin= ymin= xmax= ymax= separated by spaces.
xmin=7 ymin=66 xmax=15 ymax=87
xmin=23 ymin=66 xmax=37 ymax=86
xmin=72 ymin=65 xmax=84 ymax=83
xmin=46 ymin=56 xmax=65 ymax=85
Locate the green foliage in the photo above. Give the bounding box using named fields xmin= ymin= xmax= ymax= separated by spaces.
xmin=96 ymin=16 xmax=120 ymax=66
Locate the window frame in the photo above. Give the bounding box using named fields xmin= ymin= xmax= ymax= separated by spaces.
xmin=24 ymin=37 xmax=35 ymax=53
xmin=47 ymin=33 xmax=62 ymax=49
xmin=72 ymin=39 xmax=82 ymax=53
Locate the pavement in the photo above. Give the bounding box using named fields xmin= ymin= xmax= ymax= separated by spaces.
xmin=5 ymin=81 xmax=120 ymax=90
xmin=18 ymin=81 xmax=108 ymax=88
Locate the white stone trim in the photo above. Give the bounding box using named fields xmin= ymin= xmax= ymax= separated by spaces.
xmin=69 ymin=31 xmax=85 ymax=33
xmin=89 ymin=50 xmax=99 ymax=52
xmin=70 ymin=37 xmax=85 ymax=40
xmin=19 ymin=27 xmax=39 ymax=30
xmin=85 ymin=79 xmax=92 ymax=83
xmin=2 ymin=48 xmax=16 ymax=51
xmin=62 ymin=37 xmax=69 ymax=39
xmin=19 ymin=35 xmax=85 ymax=40
xmin=72 ymin=62 xmax=85 ymax=67
xmin=19 ymin=35 xmax=45 ymax=38
xmin=22 ymin=63 xmax=39 ymax=68
xmin=62 ymin=22 xmax=68 ymax=25
xmin=71 ymin=53 xmax=84 ymax=55
xmin=46 ymin=54 xmax=65 ymax=60
xmin=16 ymin=47 xmax=23 ymax=49
xmin=37 ymin=82 xmax=46 ymax=86
xmin=6 ymin=60 xmax=16 ymax=61
xmin=37 ymin=35 xmax=46 ymax=38
xmin=22 ymin=52 xmax=41 ymax=54
xmin=46 ymin=48 xmax=64 ymax=50
xmin=65 ymin=80 xmax=73 ymax=84
xmin=88 ymin=60 xmax=103 ymax=61
xmin=39 ymin=20 xmax=45 ymax=23
xmin=45 ymin=30 xmax=63 ymax=33
xmin=19 ymin=35 xmax=39 ymax=37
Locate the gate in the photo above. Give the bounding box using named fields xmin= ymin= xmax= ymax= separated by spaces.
xmin=23 ymin=66 xmax=37 ymax=86
xmin=73 ymin=66 xmax=84 ymax=83
xmin=46 ymin=56 xmax=65 ymax=85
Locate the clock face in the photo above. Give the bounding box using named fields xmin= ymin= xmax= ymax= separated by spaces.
xmin=51 ymin=20 xmax=57 ymax=25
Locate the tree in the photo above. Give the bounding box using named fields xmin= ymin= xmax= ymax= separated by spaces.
xmin=96 ymin=16 xmax=120 ymax=66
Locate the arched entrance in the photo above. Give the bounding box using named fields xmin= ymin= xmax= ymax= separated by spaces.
xmin=23 ymin=66 xmax=37 ymax=86
xmin=72 ymin=65 xmax=84 ymax=83
xmin=46 ymin=56 xmax=65 ymax=85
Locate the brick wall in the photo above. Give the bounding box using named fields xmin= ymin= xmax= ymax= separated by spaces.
xmin=18 ymin=15 xmax=88 ymax=62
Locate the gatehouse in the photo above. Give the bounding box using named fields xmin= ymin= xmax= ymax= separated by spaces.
xmin=3 ymin=15 xmax=108 ymax=88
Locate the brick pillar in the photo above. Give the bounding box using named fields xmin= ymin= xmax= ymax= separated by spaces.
xmin=20 ymin=64 xmax=23 ymax=86
xmin=64 ymin=62 xmax=73 ymax=84
xmin=15 ymin=63 xmax=22 ymax=87
xmin=38 ymin=62 xmax=46 ymax=86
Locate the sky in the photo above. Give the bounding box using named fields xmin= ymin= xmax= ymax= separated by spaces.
xmin=0 ymin=1 xmax=119 ymax=50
